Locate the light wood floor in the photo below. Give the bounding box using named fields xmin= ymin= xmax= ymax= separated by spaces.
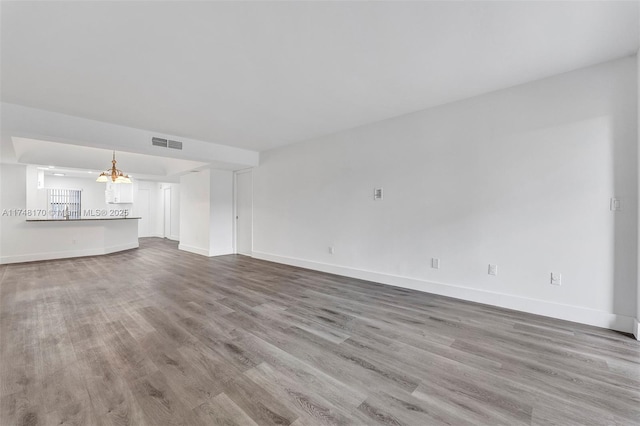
xmin=1 ymin=238 xmax=639 ymax=426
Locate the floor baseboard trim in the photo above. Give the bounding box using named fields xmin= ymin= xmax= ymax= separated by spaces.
xmin=178 ymin=244 xmax=209 ymax=257
xmin=634 ymin=319 xmax=640 ymax=340
xmin=209 ymin=249 xmax=235 ymax=257
xmin=179 ymin=244 xmax=234 ymax=257
xmin=0 ymin=242 xmax=139 ymax=264
xmin=252 ymin=251 xmax=634 ymax=334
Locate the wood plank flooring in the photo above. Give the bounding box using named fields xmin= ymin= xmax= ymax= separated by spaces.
xmin=1 ymin=237 xmax=639 ymax=425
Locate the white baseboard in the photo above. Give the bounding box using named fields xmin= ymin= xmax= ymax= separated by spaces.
xmin=104 ymin=242 xmax=139 ymax=255
xmin=144 ymin=234 xmax=179 ymax=241
xmin=178 ymin=244 xmax=209 ymax=256
xmin=252 ymin=251 xmax=635 ymax=334
xmin=179 ymin=244 xmax=234 ymax=257
xmin=0 ymin=242 xmax=139 ymax=264
xmin=634 ymin=318 xmax=640 ymax=340
xmin=209 ymin=249 xmax=235 ymax=257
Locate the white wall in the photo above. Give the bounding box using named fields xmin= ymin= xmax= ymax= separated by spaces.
xmin=253 ymin=56 xmax=638 ymax=333
xmin=209 ymin=169 xmax=234 ymax=256
xmin=636 ymin=50 xmax=640 ymax=340
xmin=179 ymin=170 xmax=211 ymax=256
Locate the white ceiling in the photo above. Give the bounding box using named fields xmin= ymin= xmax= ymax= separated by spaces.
xmin=1 ymin=1 xmax=638 ymax=152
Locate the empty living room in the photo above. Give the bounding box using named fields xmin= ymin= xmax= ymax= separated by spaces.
xmin=1 ymin=1 xmax=640 ymax=425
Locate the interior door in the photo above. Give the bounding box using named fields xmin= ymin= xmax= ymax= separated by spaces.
xmin=164 ymin=187 xmax=171 ymax=238
xmin=235 ymin=170 xmax=253 ymax=255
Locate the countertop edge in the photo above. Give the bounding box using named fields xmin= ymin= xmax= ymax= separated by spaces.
xmin=26 ymin=217 xmax=142 ymax=222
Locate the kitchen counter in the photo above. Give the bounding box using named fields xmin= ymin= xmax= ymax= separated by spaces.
xmin=3 ymin=217 xmax=141 ymax=263
xmin=26 ymin=217 xmax=141 ymax=222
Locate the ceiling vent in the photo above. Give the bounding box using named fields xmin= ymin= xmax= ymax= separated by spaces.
xmin=152 ymin=137 xmax=168 ymax=148
xmin=168 ymin=140 xmax=183 ymax=150
xmin=152 ymin=137 xmax=183 ymax=150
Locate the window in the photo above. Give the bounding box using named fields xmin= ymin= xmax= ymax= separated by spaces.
xmin=48 ymin=189 xmax=81 ymax=219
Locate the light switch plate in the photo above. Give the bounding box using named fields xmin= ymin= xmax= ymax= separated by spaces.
xmin=610 ymin=198 xmax=621 ymax=211
xmin=488 ymin=264 xmax=498 ymax=276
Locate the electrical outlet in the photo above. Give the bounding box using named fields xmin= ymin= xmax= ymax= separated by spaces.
xmin=488 ymin=264 xmax=498 ymax=276
xmin=551 ymin=272 xmax=561 ymax=286
xmin=328 ymin=246 xmax=335 ymax=254
xmin=431 ymin=258 xmax=440 ymax=269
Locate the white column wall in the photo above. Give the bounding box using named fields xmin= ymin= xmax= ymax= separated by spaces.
xmin=178 ymin=168 xmax=233 ymax=257
xmin=179 ymin=170 xmax=211 ymax=256
xmin=636 ymin=49 xmax=640 ymax=340
xmin=209 ymin=169 xmax=234 ymax=256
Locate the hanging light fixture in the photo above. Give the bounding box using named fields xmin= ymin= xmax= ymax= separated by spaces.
xmin=96 ymin=151 xmax=132 ymax=184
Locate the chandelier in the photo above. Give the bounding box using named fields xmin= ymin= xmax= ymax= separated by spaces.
xmin=96 ymin=151 xmax=132 ymax=184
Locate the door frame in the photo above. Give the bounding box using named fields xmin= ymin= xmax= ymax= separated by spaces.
xmin=234 ymin=168 xmax=253 ymax=255
xmin=163 ymin=187 xmax=171 ymax=239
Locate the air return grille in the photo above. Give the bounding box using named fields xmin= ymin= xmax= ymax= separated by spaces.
xmin=152 ymin=137 xmax=183 ymax=150
xmin=168 ymin=140 xmax=183 ymax=150
xmin=152 ymin=137 xmax=168 ymax=148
